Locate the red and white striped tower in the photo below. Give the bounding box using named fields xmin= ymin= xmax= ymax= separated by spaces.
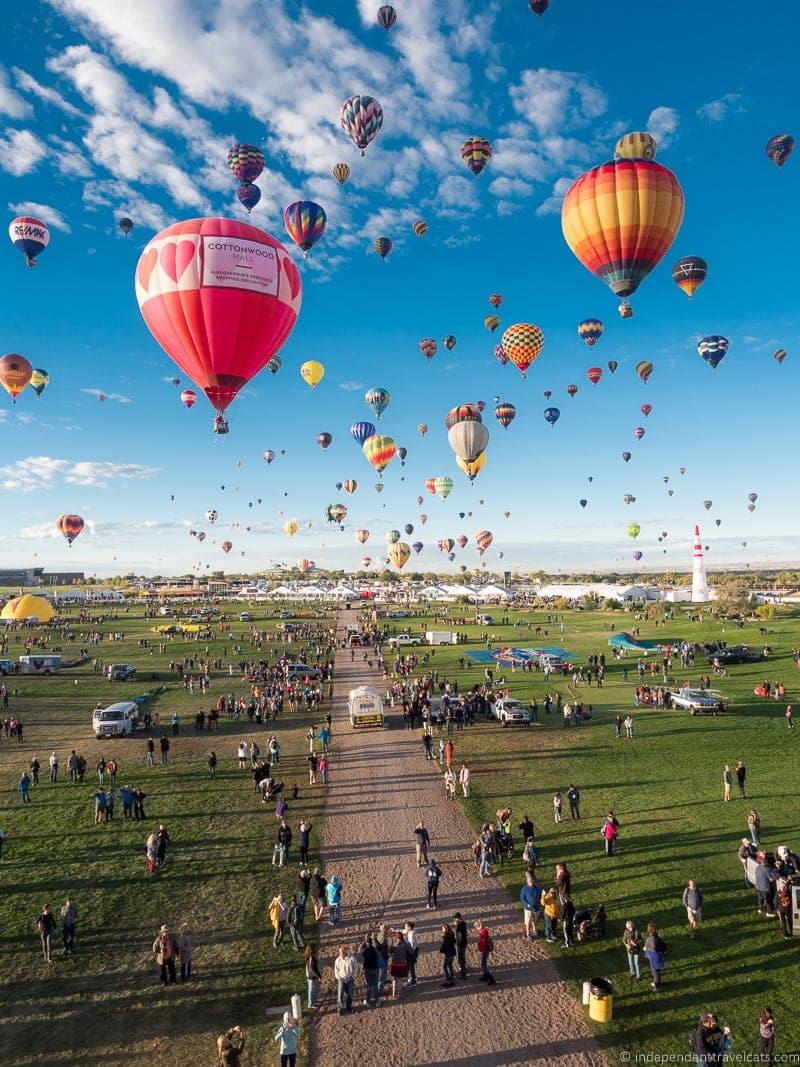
xmin=691 ymin=525 xmax=710 ymax=602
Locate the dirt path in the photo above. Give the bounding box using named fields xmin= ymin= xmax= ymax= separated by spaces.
xmin=309 ymin=610 xmax=605 ymax=1067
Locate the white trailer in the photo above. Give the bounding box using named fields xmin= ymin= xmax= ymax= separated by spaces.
xmin=425 ymin=631 xmax=458 ymax=645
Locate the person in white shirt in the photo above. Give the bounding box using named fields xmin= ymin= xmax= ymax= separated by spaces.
xmin=237 ymin=742 xmax=248 ymax=769
xmin=444 ymin=768 xmax=456 ymax=800
xmin=333 ymin=944 xmax=358 ymax=1014
xmin=459 ymin=763 xmax=471 ymax=798
xmin=49 ymin=752 xmax=59 ymax=783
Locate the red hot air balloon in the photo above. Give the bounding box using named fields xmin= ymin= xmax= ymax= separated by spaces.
xmin=587 ymin=366 xmax=602 ymax=386
xmin=640 ymin=403 xmax=652 ymax=417
xmin=135 ymin=218 xmax=302 ymax=423
xmin=489 ymin=293 xmax=503 ymax=309
xmin=180 ymin=389 xmax=197 ymax=409
xmin=566 ymin=383 xmax=578 ymax=398
xmin=57 ymin=514 xmax=85 ymax=545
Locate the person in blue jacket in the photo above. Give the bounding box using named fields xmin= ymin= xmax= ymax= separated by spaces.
xmin=520 ymin=872 xmax=543 ymax=940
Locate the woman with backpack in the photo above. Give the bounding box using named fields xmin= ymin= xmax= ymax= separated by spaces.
xmin=643 ymin=922 xmax=668 ymax=990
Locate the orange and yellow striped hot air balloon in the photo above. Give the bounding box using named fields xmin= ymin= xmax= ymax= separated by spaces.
xmin=561 ymin=133 xmax=684 ymax=300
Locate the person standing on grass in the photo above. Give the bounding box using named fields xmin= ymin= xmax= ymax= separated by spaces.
xmin=305 ymin=943 xmax=322 ymax=1010
xmin=298 ymin=819 xmax=312 ymax=866
xmin=601 ymin=813 xmax=619 ymax=856
xmin=60 ymin=898 xmax=78 ymax=958
xmin=643 ymin=922 xmax=667 ymax=991
xmin=287 ymin=896 xmax=305 ymax=951
xmin=614 ymin=714 xmax=623 ymax=739
xmin=520 ymin=872 xmax=542 ymax=940
xmin=553 ymin=791 xmax=563 ymax=824
xmin=275 ymin=820 xmax=292 ymax=867
xmin=92 ymin=788 xmax=106 ymax=824
xmin=37 ymin=904 xmax=56 ymax=963
xmin=682 ymin=879 xmax=703 ymax=938
xmin=414 ymin=821 xmax=430 ymax=866
xmin=475 ymin=920 xmax=496 ymax=985
xmin=478 ymin=824 xmax=494 ymax=878
xmin=208 ymin=751 xmax=217 ymax=778
xmin=49 ymin=751 xmax=59 ymax=783
xmin=776 ymin=878 xmax=792 ymax=939
xmin=723 ymin=764 xmax=732 ymax=802
xmin=624 ymin=714 xmax=634 ymax=738
xmin=318 ymin=753 xmax=329 ymax=784
xmin=307 ymin=752 xmax=318 ymax=785
xmin=459 ymin=762 xmax=471 ymax=798
xmin=748 ymin=809 xmax=761 ymax=846
xmin=786 ymin=704 xmax=794 ymax=729
xmin=622 ymin=920 xmax=642 ymax=979
xmin=29 ymin=755 xmax=40 ymax=786
xmin=156 ymin=824 xmax=171 ymax=866
xmin=757 ymin=1006 xmax=775 ymax=1061
xmin=274 ymin=1012 xmax=300 ymax=1067
xmin=146 ymin=831 xmax=159 ymax=874
xmin=160 ymin=735 xmax=170 ymax=765
xmin=97 ymin=757 xmax=106 ymax=786
xmin=755 ymin=857 xmax=777 ymax=917
xmin=736 ymin=760 xmax=747 ymax=799
xmin=18 ymin=772 xmax=31 ymax=804
xmin=567 ymin=784 xmax=580 ymax=820
xmin=439 ymin=923 xmax=457 ymax=987
xmin=426 ymin=857 xmax=442 ymax=909
xmin=153 ymin=924 xmax=178 ymax=985
xmin=68 ymin=750 xmax=79 ymax=784
xmin=146 ymin=738 xmax=155 ymax=766
xmin=217 ymin=1026 xmax=245 ymax=1067
xmin=133 ymin=787 xmax=147 ymax=821
xmin=178 ymin=923 xmax=192 ymax=981
xmin=269 ymin=893 xmax=287 ymax=947
xmin=444 ymin=766 xmax=456 ymax=799
xmin=237 ymin=741 xmax=247 ymax=769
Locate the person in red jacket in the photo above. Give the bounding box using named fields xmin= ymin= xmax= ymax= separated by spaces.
xmin=474 ymin=920 xmax=496 ymax=985
xmin=601 ymin=813 xmax=619 ymax=856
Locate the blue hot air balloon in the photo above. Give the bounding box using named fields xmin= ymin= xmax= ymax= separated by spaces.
xmin=350 ymin=421 xmax=376 ymax=446
xmin=543 ymin=406 xmax=561 ymax=427
xmin=697 ymin=335 xmax=729 ymax=370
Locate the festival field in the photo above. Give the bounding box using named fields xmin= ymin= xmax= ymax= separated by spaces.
xmin=1 ymin=599 xmax=798 ymax=1064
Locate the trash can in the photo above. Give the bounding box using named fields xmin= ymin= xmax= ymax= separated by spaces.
xmin=588 ymin=977 xmax=613 ymax=1022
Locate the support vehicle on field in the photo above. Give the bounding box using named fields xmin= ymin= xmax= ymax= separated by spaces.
xmin=491 ymin=698 xmax=531 ymax=727
xmin=93 ymin=701 xmax=138 ymax=738
xmin=668 ymin=687 xmax=726 ymax=714
xmin=425 ymin=631 xmax=458 ymax=645
xmin=18 ymin=654 xmax=62 ymax=675
xmin=348 ymin=686 xmax=384 ymax=728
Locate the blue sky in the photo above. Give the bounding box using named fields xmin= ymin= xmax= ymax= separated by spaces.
xmin=0 ymin=0 xmax=797 ymax=577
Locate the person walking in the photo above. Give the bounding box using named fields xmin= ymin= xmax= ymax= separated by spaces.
xmin=723 ymin=764 xmax=732 ymax=802
xmin=475 ymin=920 xmax=496 ymax=984
xmin=287 ymin=896 xmax=305 ymax=951
xmin=520 ymin=872 xmax=542 ymax=940
xmin=553 ymin=791 xmax=562 ymax=824
xmin=305 ymin=943 xmax=322 ymax=1010
xmin=459 ymin=762 xmax=471 ymax=798
xmin=178 ymin=923 xmax=192 ymax=981
xmin=454 ymin=912 xmax=468 ymax=978
xmin=389 ymin=932 xmax=409 ymax=999
xmin=566 ymin=784 xmax=580 ymax=820
xmin=49 ymin=751 xmax=59 ymax=783
xmin=756 ymin=1006 xmax=775 ymax=1061
xmin=60 ymin=898 xmax=78 ymax=958
xmin=360 ymin=933 xmax=381 ymax=1007
xmin=682 ymin=879 xmax=703 ymax=938
xmin=37 ymin=904 xmax=56 ymax=963
xmin=643 ymin=922 xmax=667 ymax=991
xmin=601 ymin=813 xmax=619 ymax=856
xmin=622 ymin=920 xmax=642 ymax=979
xmin=153 ymin=924 xmax=178 ymax=985
xmin=736 ymin=760 xmax=747 ymax=799
xmin=403 ymin=921 xmax=418 ymax=986
xmin=426 ymin=857 xmax=442 ymax=909
xmin=439 ymin=923 xmax=457 ymax=987
xmin=273 ymin=1012 xmax=299 ymax=1067
xmin=414 ymin=821 xmax=430 ymax=866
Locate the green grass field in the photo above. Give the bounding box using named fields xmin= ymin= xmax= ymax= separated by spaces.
xmin=379 ymin=603 xmax=800 ymax=1059
xmin=0 ymin=602 xmax=333 ymax=1066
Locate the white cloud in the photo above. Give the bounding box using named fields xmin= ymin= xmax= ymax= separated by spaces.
xmin=510 ymin=69 xmax=607 ymax=136
xmin=13 ymin=67 xmax=83 ymax=116
xmin=50 ymin=136 xmax=92 ymax=178
xmin=0 ymin=66 xmax=33 ymax=119
xmin=0 ymin=128 xmax=47 ymax=175
xmin=338 ymin=380 xmax=364 ymax=392
xmin=81 ymin=388 xmax=132 ymax=403
xmin=8 ymin=201 xmax=71 ymax=232
xmin=535 ymin=176 xmax=574 ymax=216
xmin=697 ymin=93 xmax=744 ymax=123
xmin=0 ymin=456 xmax=158 ymax=493
xmin=647 ymin=106 xmax=679 ymax=149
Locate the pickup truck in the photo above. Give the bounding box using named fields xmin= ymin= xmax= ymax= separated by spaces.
xmin=491 ymin=698 xmax=531 ymax=727
xmin=387 ymin=633 xmax=420 ymax=648
xmin=668 ymin=688 xmax=726 ymax=714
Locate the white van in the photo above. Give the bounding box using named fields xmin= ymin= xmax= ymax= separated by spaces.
xmin=18 ymin=654 xmax=62 ymax=675
xmin=348 ymin=686 xmax=384 ymax=728
xmin=93 ymin=701 xmax=138 ymax=739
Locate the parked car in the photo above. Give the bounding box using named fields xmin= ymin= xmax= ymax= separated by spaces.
xmin=491 ymin=698 xmax=530 ymax=727
xmin=93 ymin=701 xmax=137 ymax=738
xmin=386 ymin=610 xmax=410 ymax=619
xmin=668 ymin=687 xmax=726 ymax=714
xmin=107 ymin=663 xmax=136 ymax=682
xmin=387 ymin=633 xmax=420 ymax=647
xmin=278 ymin=610 xmax=295 ymax=618
xmin=707 ymin=645 xmax=762 ymax=665
xmin=286 ymin=663 xmax=323 ymax=681
xmin=239 ymin=612 xmax=252 ymax=622
xmin=476 ymin=613 xmax=494 ymax=626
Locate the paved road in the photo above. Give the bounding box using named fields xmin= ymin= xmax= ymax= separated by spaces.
xmin=310 ymin=609 xmax=604 ymax=1067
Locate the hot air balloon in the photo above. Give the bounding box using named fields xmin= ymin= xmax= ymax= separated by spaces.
xmin=489 ymin=294 xmax=503 ymax=309
xmin=237 ymin=183 xmax=261 ymax=213
xmin=632 ymin=550 xmax=643 ymax=562
xmin=445 ymin=403 xmax=481 ymax=429
xmin=181 ymin=389 xmax=197 ymax=409
xmin=618 ymin=302 xmax=633 ymax=319
xmin=623 ymin=494 xmax=635 ymax=505
xmin=579 ymin=499 xmax=588 ymax=508
xmin=494 ymin=402 xmax=516 ymax=428
xmin=578 ymin=319 xmax=603 ymax=347
xmin=484 ymin=315 xmax=500 ymax=333
xmin=561 ymin=136 xmax=684 ymax=299
xmin=398 ymin=446 xmax=407 ymax=464
xmin=443 ymin=335 xmax=456 ymax=351
xmin=118 ymin=217 xmax=134 ymax=236
xmin=434 ymin=476 xmax=453 ymax=500
xmin=412 ymin=541 xmax=423 ymax=554
xmin=221 ymin=540 xmax=233 ymax=554
xmin=267 ymin=355 xmax=282 ymax=375
xmin=343 ymin=480 xmax=358 ymax=494
xmin=0 ymin=354 xmax=32 ymax=403
xmin=425 ymin=478 xmax=437 ymax=495
xmin=662 ymin=476 xmax=669 ymax=484
xmin=543 ymin=406 xmax=560 ymax=427
xmin=356 ymin=529 xmax=370 ymax=544
xmin=332 ymin=162 xmax=351 ymax=186
xmin=418 ymin=514 xmax=427 ymax=525
xmin=376 ymin=4 xmax=397 ymax=30
xmin=30 ymin=368 xmax=49 ymax=398
xmin=748 ymin=492 xmax=758 ymax=503
xmin=297 ymin=558 xmax=314 ymax=573
xmin=385 ymin=529 xmax=400 ymax=544
xmin=196 ymin=531 xmax=206 ymax=542
xmin=339 ymin=94 xmax=384 ymax=155
xmin=362 ymin=434 xmax=396 ymax=475
xmin=622 ymin=451 xmax=632 ymax=462
xmin=494 ymin=343 xmax=509 ymax=366
xmin=636 ymin=361 xmax=653 ymax=384
xmin=607 ymin=360 xmax=618 ymax=375
xmin=461 ymin=137 xmax=492 ymax=177
xmin=283 ymin=201 xmax=327 ymax=257
xmin=501 ymin=323 xmax=544 ymax=378
xmin=206 ymin=509 xmax=218 ymax=524
xmin=349 ymin=422 xmax=375 ymax=447
xmin=227 ymin=144 xmax=264 ymax=183
xmin=641 ymin=403 xmax=652 ymax=417
xmin=566 ymin=384 xmax=578 ymax=398
xmin=697 ymin=336 xmax=728 ymax=370
xmin=456 ymin=454 xmax=486 ymax=482
xmin=373 ymin=237 xmax=392 ymax=260
xmin=135 ymin=218 xmax=301 ymax=423
xmin=9 ymin=216 xmax=50 ymax=267
xmin=543 ymin=390 xmax=552 ymax=399
xmin=419 ymin=338 xmax=437 ymax=361
xmin=774 ymin=348 xmax=787 ymax=364
xmin=417 ymin=423 xmax=428 ymax=435
xmin=388 ymin=541 xmax=410 ymax=569
xmin=672 ymin=255 xmax=708 ymax=300
xmin=529 ymin=0 xmax=549 ymax=14
xmin=475 ymin=530 xmax=493 ymax=555
xmin=57 ymin=514 xmax=84 ymax=545
xmin=365 ymin=387 xmax=390 ymax=419
xmin=448 ymin=421 xmax=489 ymax=464
xmin=300 ymin=360 xmax=324 ymax=389
xmin=282 ymin=519 xmax=298 ymax=538
xmin=627 ymin=522 xmax=641 ymax=539
xmin=412 ymin=219 xmax=428 ymax=237
xmin=633 ymin=426 xmax=645 ymax=440
xmin=766 ymin=133 xmax=794 ymax=167
xmin=747 ymin=504 xmax=756 ymax=513
xmin=455 ymin=534 xmax=467 ymax=549
xmin=326 ymin=503 xmax=347 ymax=524
xmin=587 ymin=367 xmax=602 ymax=386
xmin=317 ymin=432 xmax=332 ymax=450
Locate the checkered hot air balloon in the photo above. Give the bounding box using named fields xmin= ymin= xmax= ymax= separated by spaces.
xmin=461 ymin=137 xmax=492 ymax=177
xmin=227 ymin=145 xmax=264 ymax=184
xmin=339 ymin=94 xmax=384 ymax=155
xmin=766 ymin=133 xmax=794 ymax=168
xmin=500 ymin=323 xmax=544 ymax=378
xmin=373 ymin=237 xmax=392 ymax=260
xmin=562 ymin=137 xmax=684 ymax=299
